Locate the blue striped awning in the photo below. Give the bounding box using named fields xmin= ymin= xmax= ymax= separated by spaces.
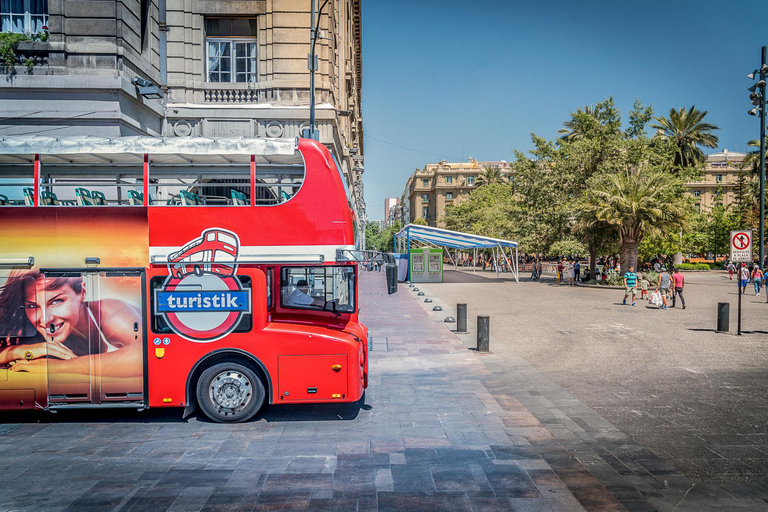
xmin=394 ymin=224 xmax=517 ymax=250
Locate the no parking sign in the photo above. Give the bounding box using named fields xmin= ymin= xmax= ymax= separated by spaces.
xmin=730 ymin=230 xmax=752 ymax=263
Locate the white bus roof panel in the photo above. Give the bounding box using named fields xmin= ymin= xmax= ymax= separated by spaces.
xmin=0 ymin=136 xmax=299 ymax=165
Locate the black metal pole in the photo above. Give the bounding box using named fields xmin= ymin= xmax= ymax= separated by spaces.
xmin=309 ymin=0 xmax=316 ymax=138
xmin=738 ymin=269 xmax=742 ymax=336
xmin=760 ymin=46 xmax=766 ymax=272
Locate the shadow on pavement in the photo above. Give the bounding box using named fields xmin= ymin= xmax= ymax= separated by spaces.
xmin=0 ymin=396 xmax=371 ymax=425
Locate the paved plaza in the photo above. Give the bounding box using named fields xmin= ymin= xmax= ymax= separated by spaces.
xmin=0 ymin=270 xmax=767 ymax=511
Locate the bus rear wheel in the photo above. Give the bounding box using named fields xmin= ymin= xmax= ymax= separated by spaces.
xmin=197 ymin=362 xmax=265 ymax=423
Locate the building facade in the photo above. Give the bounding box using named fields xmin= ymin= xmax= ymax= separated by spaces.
xmin=0 ymin=0 xmax=365 ymax=218
xmin=685 ymin=150 xmax=749 ymax=212
xmin=400 ymin=158 xmax=512 ymax=228
xmin=383 ymin=196 xmax=397 ymax=226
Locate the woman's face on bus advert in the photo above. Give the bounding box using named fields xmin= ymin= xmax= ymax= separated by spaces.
xmin=24 ymin=278 xmax=85 ymax=344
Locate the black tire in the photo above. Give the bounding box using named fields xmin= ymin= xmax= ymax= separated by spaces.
xmin=196 ymin=362 xmax=265 ymax=423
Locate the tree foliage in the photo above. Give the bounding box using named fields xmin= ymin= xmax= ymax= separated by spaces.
xmin=650 ymin=105 xmax=720 ymax=172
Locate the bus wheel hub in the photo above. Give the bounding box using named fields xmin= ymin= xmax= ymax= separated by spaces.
xmin=211 ymin=371 xmax=251 ymax=410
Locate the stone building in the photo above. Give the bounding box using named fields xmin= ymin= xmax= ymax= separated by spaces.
xmin=0 ymin=0 xmax=365 ymax=217
xmin=402 ymin=158 xmax=512 ymax=228
xmin=685 ymin=150 xmax=749 ymax=212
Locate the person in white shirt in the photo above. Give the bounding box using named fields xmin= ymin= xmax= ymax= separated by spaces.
xmin=284 ymin=279 xmax=324 ymax=307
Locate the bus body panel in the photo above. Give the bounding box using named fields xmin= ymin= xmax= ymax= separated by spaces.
xmin=0 ymin=138 xmax=367 ymax=416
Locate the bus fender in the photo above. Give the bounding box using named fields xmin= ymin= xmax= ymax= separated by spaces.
xmin=182 ymin=348 xmax=273 ymax=419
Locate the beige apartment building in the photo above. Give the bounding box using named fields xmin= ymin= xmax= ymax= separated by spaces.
xmin=686 ymin=149 xmax=750 ymax=211
xmin=399 ymin=158 xmax=512 ymax=228
xmin=1 ymin=0 xmax=365 ymax=219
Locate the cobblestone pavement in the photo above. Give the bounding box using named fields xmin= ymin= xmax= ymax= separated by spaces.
xmin=1 ymin=271 xmax=765 ymax=511
xmin=412 ymin=268 xmax=768 ymax=510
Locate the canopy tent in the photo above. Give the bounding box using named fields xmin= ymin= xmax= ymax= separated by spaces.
xmin=394 ymin=224 xmax=519 ymax=282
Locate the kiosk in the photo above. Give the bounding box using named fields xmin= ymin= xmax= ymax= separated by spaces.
xmin=409 ymin=247 xmax=443 ymax=283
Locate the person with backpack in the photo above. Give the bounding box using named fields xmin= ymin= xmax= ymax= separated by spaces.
xmin=656 ymin=267 xmax=672 ymax=310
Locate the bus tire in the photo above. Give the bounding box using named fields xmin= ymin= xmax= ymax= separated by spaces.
xmin=196 ymin=362 xmax=265 ymax=423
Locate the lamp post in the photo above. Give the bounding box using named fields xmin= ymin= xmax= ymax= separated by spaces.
xmin=303 ymin=0 xmax=329 ymax=141
xmin=748 ymin=47 xmax=767 ymax=269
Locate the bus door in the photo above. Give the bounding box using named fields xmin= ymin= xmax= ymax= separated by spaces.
xmin=41 ymin=269 xmax=145 ymax=405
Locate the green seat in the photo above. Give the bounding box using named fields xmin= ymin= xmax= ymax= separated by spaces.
xmin=75 ymin=188 xmax=93 ymax=206
xmin=128 ymin=190 xmax=143 ymax=205
xmin=40 ymin=191 xmax=59 ymax=206
xmin=180 ymin=190 xmax=203 ymax=205
xmin=91 ymin=190 xmax=107 ymax=205
xmin=59 ymin=200 xmax=77 ymax=206
xmin=0 ymin=194 xmax=7 ymax=205
xmin=23 ymin=188 xmax=35 ymax=206
xmin=230 ymin=189 xmax=248 ymax=205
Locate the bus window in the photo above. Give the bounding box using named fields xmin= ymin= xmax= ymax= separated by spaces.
xmin=280 ymin=266 xmax=355 ymax=313
xmin=0 ymin=166 xmax=33 ymax=206
xmin=266 ymin=268 xmax=273 ymax=309
xmin=150 ymin=275 xmax=253 ymax=334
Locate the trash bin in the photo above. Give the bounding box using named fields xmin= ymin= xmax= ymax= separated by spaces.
xmin=383 ymin=253 xmax=398 ymax=294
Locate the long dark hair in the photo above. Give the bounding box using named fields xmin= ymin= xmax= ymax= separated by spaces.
xmin=0 ymin=269 xmax=83 ymax=341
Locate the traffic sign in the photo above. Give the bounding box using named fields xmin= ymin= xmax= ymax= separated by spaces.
xmin=730 ymin=230 xmax=753 ymax=263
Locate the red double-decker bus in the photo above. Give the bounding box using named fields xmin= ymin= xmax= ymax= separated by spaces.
xmin=0 ymin=136 xmax=370 ymax=422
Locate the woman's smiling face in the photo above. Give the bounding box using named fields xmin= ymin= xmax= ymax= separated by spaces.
xmin=24 ymin=278 xmax=85 ymax=344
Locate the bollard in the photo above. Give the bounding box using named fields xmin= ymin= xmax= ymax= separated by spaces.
xmin=432 ymin=306 xmax=442 ymax=311
xmin=716 ymin=302 xmax=729 ymax=333
xmin=457 ymin=303 xmax=468 ymax=333
xmin=477 ymin=316 xmax=490 ymax=352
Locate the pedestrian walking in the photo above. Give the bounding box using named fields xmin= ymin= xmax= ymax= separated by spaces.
xmin=567 ymin=260 xmax=575 ymax=286
xmin=530 ymin=259 xmax=538 ymax=281
xmin=656 ymin=267 xmax=671 ymax=309
xmin=671 ymin=268 xmax=685 ymax=309
xmin=536 ymin=260 xmax=543 ymax=282
xmin=557 ymin=259 xmax=564 ymax=283
xmin=752 ymin=266 xmax=764 ymax=296
xmin=727 ymin=262 xmax=736 ymax=280
xmin=739 ymin=263 xmax=749 ymax=294
xmin=622 ymin=265 xmax=638 ymax=306
xmin=640 ymin=273 xmax=649 ymax=300
xmin=574 ymin=260 xmax=581 ymax=282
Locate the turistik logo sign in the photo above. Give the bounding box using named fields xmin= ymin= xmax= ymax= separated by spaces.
xmin=156 ymin=228 xmax=251 ymax=342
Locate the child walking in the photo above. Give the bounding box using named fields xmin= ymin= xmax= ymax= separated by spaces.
xmin=640 ymin=273 xmax=649 ymax=300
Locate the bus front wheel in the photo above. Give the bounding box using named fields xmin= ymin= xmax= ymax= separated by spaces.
xmin=197 ymin=362 xmax=265 ymax=423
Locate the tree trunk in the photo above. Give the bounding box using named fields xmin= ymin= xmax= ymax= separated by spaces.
xmin=620 ymin=239 xmax=638 ymax=274
xmin=588 ymin=241 xmax=597 ymax=281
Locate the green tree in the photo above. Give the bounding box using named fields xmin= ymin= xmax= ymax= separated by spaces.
xmin=579 ymin=164 xmax=689 ymax=273
xmin=650 ymin=106 xmax=720 ymax=172
xmin=364 ymin=221 xmax=381 ymax=251
xmin=444 ymin=183 xmax=514 ymax=240
xmin=412 ymin=217 xmax=428 ymax=226
xmin=475 ymin=166 xmax=505 ymax=186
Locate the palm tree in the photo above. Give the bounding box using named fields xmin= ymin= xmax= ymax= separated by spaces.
xmin=742 ymin=136 xmax=768 ymax=174
xmin=650 ymin=106 xmax=720 ymax=170
xmin=475 ymin=166 xmax=505 ymax=186
xmin=579 ymin=171 xmax=688 ymax=273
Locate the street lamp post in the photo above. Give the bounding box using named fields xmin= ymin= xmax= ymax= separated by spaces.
xmin=748 ymin=47 xmax=767 ymax=270
xmin=303 ymin=0 xmax=329 ymax=141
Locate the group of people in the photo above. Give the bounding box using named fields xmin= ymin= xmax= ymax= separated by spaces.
xmin=727 ymin=262 xmax=766 ymax=296
xmin=623 ymin=266 xmax=685 ymax=310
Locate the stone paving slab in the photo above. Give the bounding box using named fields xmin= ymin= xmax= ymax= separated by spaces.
xmin=412 ymin=276 xmax=768 ymax=511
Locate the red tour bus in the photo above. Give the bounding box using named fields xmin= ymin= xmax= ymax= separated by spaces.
xmin=0 ymin=136 xmax=371 ymax=422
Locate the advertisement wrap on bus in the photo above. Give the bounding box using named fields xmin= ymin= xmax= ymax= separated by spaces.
xmin=0 ymin=137 xmax=378 ymax=423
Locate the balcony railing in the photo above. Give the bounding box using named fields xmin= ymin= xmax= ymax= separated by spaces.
xmin=203 ymin=85 xmax=257 ymax=104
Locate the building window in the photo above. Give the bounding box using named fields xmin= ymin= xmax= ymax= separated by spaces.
xmin=466 ymin=176 xmax=475 ymax=186
xmin=1 ymin=0 xmax=48 ymax=34
xmin=422 ymin=206 xmax=429 ymax=219
xmin=421 ymin=194 xmax=429 ymax=202
xmin=422 ymin=179 xmax=429 ymax=187
xmin=445 ymin=176 xmax=453 ymax=184
xmin=446 ymin=192 xmax=453 ymax=200
xmin=694 ymin=190 xmax=700 ymax=197
xmin=695 ymin=203 xmax=700 ymax=211
xmin=205 ymin=18 xmax=258 ymax=83
xmin=716 ymin=174 xmax=723 ymax=182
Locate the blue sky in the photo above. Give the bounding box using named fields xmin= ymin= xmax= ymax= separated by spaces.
xmin=361 ymin=0 xmax=768 ymax=220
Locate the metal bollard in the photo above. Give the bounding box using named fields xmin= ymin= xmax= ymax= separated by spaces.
xmin=716 ymin=302 xmax=729 ymax=333
xmin=477 ymin=316 xmax=490 ymax=352
xmin=457 ymin=303 xmax=468 ymax=333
